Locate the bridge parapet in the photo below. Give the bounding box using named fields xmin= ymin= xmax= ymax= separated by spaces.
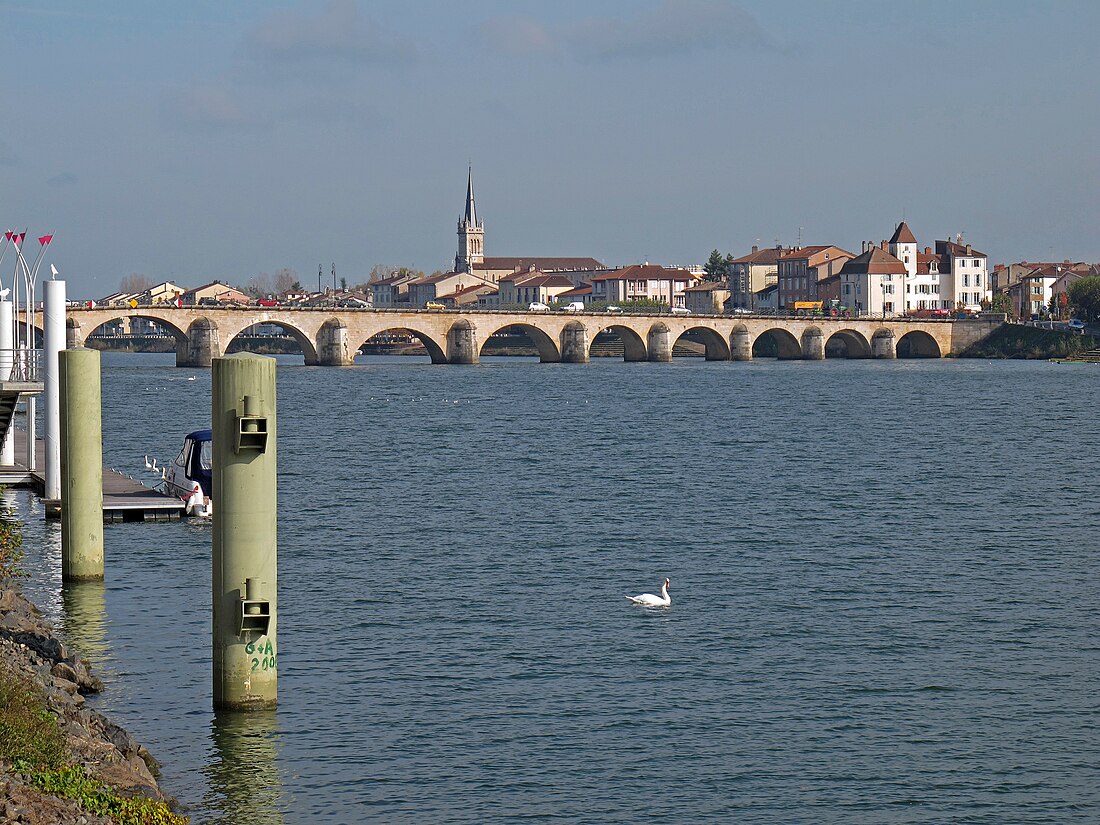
xmin=63 ymin=307 xmax=1003 ymax=366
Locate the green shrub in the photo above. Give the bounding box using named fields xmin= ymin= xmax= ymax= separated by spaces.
xmin=0 ymin=666 xmax=66 ymax=768
xmin=0 ymin=489 xmax=24 ymax=577
xmin=22 ymin=763 xmax=189 ymax=825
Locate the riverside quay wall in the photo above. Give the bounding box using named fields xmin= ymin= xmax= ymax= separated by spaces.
xmin=63 ymin=307 xmax=1004 ymax=367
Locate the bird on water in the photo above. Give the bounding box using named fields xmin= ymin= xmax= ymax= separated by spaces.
xmin=626 ymin=577 xmax=671 ymax=607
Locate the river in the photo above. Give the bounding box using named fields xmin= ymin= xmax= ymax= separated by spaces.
xmin=11 ymin=353 xmax=1100 ymax=823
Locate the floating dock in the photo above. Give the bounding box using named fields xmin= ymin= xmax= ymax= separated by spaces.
xmin=0 ymin=427 xmax=187 ymax=522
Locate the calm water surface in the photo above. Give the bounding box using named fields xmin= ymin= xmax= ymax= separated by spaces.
xmin=12 ymin=353 xmax=1100 ymax=824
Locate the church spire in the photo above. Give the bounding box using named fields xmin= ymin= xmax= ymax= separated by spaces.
xmin=455 ymin=166 xmax=484 ymax=273
xmin=464 ymin=165 xmax=477 ymax=226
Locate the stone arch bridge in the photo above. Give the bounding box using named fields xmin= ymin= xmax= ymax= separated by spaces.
xmin=64 ymin=307 xmax=1002 ymax=367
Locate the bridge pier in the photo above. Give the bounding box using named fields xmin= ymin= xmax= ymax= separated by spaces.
xmin=801 ymin=327 xmax=825 ymax=360
xmin=561 ymin=323 xmax=589 ymax=364
xmin=730 ymin=328 xmax=752 ymax=361
xmin=317 ymin=319 xmax=354 ymax=366
xmin=647 ymin=323 xmax=672 ymax=363
xmin=871 ymin=329 xmax=896 ymax=359
xmin=447 ymin=320 xmax=479 ymax=365
xmin=178 ymin=318 xmax=221 ymax=368
xmin=66 ymin=319 xmax=85 ymax=349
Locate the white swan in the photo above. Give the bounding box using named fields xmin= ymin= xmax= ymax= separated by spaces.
xmin=144 ymin=455 xmax=152 ymax=470
xmin=626 ymin=578 xmax=671 ymax=607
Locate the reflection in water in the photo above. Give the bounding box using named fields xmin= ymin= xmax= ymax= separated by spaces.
xmin=204 ymin=710 xmax=286 ymax=825
xmin=60 ymin=581 xmax=112 ymax=671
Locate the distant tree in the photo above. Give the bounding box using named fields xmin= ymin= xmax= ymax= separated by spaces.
xmin=369 ymin=264 xmax=398 ymax=283
xmin=246 ymin=272 xmax=273 ymax=298
xmin=273 ymin=268 xmax=297 ymax=294
xmin=119 ymin=273 xmax=151 ymax=293
xmin=703 ymin=249 xmax=728 ymax=282
xmin=1068 ymin=276 xmax=1100 ymax=322
xmin=990 ymin=292 xmax=1013 ymax=317
xmin=290 ymin=281 xmax=303 ymax=292
xmin=339 ymin=276 xmax=347 ymax=291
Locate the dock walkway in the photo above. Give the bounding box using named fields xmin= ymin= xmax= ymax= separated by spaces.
xmin=0 ymin=427 xmax=186 ymax=522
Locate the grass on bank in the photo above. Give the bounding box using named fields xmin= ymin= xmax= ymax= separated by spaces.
xmin=960 ymin=324 xmax=1098 ymax=359
xmin=0 ymin=497 xmax=188 ymax=825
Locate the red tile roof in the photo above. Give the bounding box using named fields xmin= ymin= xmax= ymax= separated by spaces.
xmin=591 ymin=264 xmax=696 ymax=282
xmin=839 ymin=247 xmax=908 ymax=275
xmin=474 ymin=257 xmax=605 ymax=272
xmin=888 ymin=221 xmax=918 ymax=245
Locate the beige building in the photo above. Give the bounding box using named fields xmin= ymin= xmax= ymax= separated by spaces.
xmin=498 ymin=272 xmax=577 ymax=307
xmin=180 ymin=282 xmax=250 ymax=306
xmin=408 ymin=271 xmax=493 ymax=308
xmin=728 ymin=245 xmax=793 ymax=309
xmin=683 ymin=281 xmax=730 ymax=314
xmin=140 ymin=281 xmax=186 ymax=306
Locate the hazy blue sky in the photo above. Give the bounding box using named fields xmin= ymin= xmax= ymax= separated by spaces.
xmin=2 ymin=0 xmax=1098 ymax=297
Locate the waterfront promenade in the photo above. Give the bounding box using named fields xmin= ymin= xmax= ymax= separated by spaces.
xmin=64 ymin=307 xmax=1004 ymax=367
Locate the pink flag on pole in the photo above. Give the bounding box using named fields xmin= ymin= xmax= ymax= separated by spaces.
xmin=39 ymin=234 xmax=53 ymax=246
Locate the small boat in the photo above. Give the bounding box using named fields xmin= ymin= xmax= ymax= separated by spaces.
xmin=164 ymin=429 xmax=213 ymax=517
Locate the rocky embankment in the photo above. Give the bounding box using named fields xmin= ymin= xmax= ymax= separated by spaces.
xmin=0 ymin=580 xmax=184 ymax=824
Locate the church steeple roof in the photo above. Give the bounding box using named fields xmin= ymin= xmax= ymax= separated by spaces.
xmin=463 ymin=166 xmax=477 ymax=226
xmin=888 ymin=221 xmax=917 ymax=245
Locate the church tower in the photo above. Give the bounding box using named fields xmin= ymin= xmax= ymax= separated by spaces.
xmin=455 ymin=167 xmax=484 ymax=273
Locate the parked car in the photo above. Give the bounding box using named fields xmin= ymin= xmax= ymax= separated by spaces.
xmin=670 ymin=306 xmax=691 ymax=315
xmin=424 ymin=301 xmax=446 ymax=310
xmin=528 ymin=302 xmax=551 ymax=312
xmin=1067 ymin=319 xmax=1086 ymax=332
xmin=729 ymin=307 xmax=751 ymax=315
xmin=559 ymin=301 xmax=585 ymax=312
xmin=606 ymin=305 xmax=623 ymax=313
xmin=257 ymin=298 xmax=279 ymax=307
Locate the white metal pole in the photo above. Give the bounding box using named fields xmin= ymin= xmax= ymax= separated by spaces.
xmin=43 ymin=279 xmax=66 ymax=500
xmin=0 ymin=300 xmax=13 ymax=466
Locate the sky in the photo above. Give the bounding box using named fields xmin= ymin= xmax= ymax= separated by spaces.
xmin=2 ymin=0 xmax=1098 ymax=298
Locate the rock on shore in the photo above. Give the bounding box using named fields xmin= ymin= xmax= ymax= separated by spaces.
xmin=0 ymin=579 xmax=183 ymax=824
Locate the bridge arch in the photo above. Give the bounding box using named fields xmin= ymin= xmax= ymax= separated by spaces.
xmin=752 ymin=327 xmax=802 ymax=359
xmin=223 ymin=319 xmax=319 ymax=364
xmin=897 ymin=329 xmax=941 ymax=358
xmin=478 ymin=321 xmax=561 ymax=363
xmin=673 ymin=325 xmax=730 ymax=360
xmin=825 ymin=328 xmax=872 ymax=358
xmin=356 ymin=326 xmax=449 ymax=364
xmin=69 ymin=313 xmax=187 ymax=347
xmin=597 ymin=324 xmax=648 ymax=361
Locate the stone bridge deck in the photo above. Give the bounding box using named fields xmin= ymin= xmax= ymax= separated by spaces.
xmin=63 ymin=307 xmax=1004 ymax=367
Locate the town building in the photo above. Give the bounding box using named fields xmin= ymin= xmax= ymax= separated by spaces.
xmin=180 ymin=282 xmax=250 ymax=306
xmin=408 ymin=271 xmax=493 ymax=308
xmin=934 ymin=239 xmax=989 ymax=310
xmin=727 ymin=245 xmax=793 ymax=310
xmin=497 ymin=271 xmax=577 ymax=307
xmin=452 ymin=168 xmax=605 ymax=282
xmin=776 ymin=245 xmax=854 ymax=308
xmin=140 ymin=281 xmax=186 ymax=306
xmin=683 ymin=281 xmax=730 ymax=314
xmin=838 ymin=243 xmax=909 ymax=316
xmin=369 ymin=271 xmax=420 ymax=308
xmin=590 ymin=264 xmax=698 ymax=307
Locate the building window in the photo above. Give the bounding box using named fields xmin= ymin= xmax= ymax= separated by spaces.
xmin=963 ymin=273 xmax=970 ymax=286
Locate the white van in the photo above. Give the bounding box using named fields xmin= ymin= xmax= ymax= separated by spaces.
xmin=560 ymin=301 xmax=585 ymax=312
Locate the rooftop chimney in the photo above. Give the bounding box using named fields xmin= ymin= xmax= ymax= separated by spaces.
xmin=751 ymin=245 xmax=758 ymax=253
xmin=965 ymin=244 xmax=973 ymax=255
xmin=880 ymin=240 xmax=888 ymax=251
xmin=925 ymin=246 xmax=931 ymax=255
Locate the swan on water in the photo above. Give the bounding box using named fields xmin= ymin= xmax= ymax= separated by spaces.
xmin=144 ymin=455 xmax=153 ymax=470
xmin=626 ymin=577 xmax=671 ymax=607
